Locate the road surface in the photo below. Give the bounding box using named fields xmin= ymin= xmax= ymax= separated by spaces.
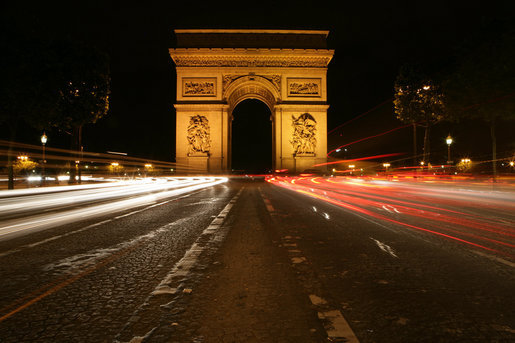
xmin=0 ymin=177 xmax=513 ymax=342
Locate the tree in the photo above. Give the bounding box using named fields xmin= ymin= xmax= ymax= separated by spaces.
xmin=54 ymin=40 xmax=110 ymax=184
xmin=443 ymin=26 xmax=515 ymax=180
xmin=394 ymin=65 xmax=446 ymax=164
xmin=22 ymin=38 xmax=111 ymax=184
xmin=1 ymin=5 xmax=110 ymax=187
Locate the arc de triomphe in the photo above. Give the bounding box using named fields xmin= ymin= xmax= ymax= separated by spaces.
xmin=170 ymin=29 xmax=334 ymax=173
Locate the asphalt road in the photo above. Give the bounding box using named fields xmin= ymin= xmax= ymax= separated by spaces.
xmin=0 ymin=177 xmax=513 ymax=342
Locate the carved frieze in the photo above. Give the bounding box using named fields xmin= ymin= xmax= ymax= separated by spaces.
xmin=291 ymin=113 xmax=317 ymax=155
xmin=182 ymin=78 xmax=216 ymax=97
xmin=287 ymin=78 xmax=321 ymax=97
xmin=222 ymin=74 xmax=281 ymax=93
xmin=187 ymin=115 xmax=211 ymax=155
xmin=173 ymin=55 xmax=332 ymax=68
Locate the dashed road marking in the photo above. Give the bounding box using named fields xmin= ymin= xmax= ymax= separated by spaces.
xmin=262 ymin=189 xmax=360 ymax=342
xmin=153 ymin=191 xmax=241 ymax=295
xmin=318 ymin=309 xmax=360 ymax=342
xmin=308 ymin=295 xmax=360 ymax=342
xmin=370 ymin=237 xmax=399 ymax=258
xmin=116 ymin=188 xmax=243 ymax=342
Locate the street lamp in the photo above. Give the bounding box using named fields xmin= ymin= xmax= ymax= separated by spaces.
xmin=383 ymin=163 xmax=390 ymax=177
xmin=446 ymin=134 xmax=453 ymax=164
xmin=41 ymin=132 xmax=47 ymax=185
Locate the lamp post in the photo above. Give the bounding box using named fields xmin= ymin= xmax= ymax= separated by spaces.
xmin=446 ymin=134 xmax=453 ymax=164
xmin=41 ymin=132 xmax=47 ymax=185
xmin=383 ymin=163 xmax=390 ymax=177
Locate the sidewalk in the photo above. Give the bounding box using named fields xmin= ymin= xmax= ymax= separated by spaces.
xmin=152 ymin=183 xmax=326 ymax=343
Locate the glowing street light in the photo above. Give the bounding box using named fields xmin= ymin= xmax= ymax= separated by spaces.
xmin=383 ymin=163 xmax=390 ymax=177
xmin=446 ymin=134 xmax=453 ymax=164
xmin=41 ymin=132 xmax=48 ymax=185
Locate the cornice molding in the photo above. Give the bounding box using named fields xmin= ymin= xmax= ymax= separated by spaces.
xmin=170 ymin=48 xmax=334 ymax=68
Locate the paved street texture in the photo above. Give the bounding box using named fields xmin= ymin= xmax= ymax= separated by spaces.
xmin=133 ymin=179 xmax=515 ymax=343
xmin=0 ymin=179 xmax=514 ymax=342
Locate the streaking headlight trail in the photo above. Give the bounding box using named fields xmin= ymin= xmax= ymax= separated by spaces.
xmin=0 ymin=177 xmax=227 ymax=240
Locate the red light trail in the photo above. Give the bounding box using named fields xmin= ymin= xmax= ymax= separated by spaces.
xmin=327 ymin=123 xmax=413 ymax=156
xmin=314 ymin=153 xmax=405 ymax=167
xmin=268 ymin=176 xmax=515 ymax=261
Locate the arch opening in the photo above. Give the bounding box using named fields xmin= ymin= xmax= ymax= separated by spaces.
xmin=231 ymin=99 xmax=273 ymax=174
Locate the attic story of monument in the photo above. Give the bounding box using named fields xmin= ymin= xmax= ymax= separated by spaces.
xmin=170 ymin=29 xmax=334 ymax=173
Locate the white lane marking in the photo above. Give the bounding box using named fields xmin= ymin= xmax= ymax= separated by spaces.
xmin=318 ymin=310 xmax=360 ymax=342
xmin=309 ymin=294 xmax=327 ymax=306
xmin=116 ymin=188 xmax=244 ymax=342
xmin=322 ymin=212 xmax=330 ymax=220
xmin=44 ymin=217 xmax=192 ymax=275
xmin=152 ymin=189 xmax=242 ymax=295
xmin=370 ymin=237 xmax=399 ymax=258
xmin=291 ymin=257 xmax=307 ymax=264
xmin=382 ymin=205 xmax=393 ymax=213
xmin=308 ymin=295 xmax=360 ymax=342
xmin=381 ymin=205 xmax=401 ymax=214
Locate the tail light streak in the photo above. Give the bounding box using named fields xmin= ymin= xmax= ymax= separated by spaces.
xmin=269 ymin=177 xmax=515 ymax=260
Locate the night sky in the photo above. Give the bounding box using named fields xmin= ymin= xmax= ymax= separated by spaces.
xmin=2 ymin=1 xmax=514 ymax=169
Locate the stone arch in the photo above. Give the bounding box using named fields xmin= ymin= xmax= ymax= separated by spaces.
xmin=170 ymin=29 xmax=333 ymax=174
xmin=225 ymin=76 xmax=280 ymax=113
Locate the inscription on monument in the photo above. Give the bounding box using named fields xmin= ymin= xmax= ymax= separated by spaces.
xmin=183 ymin=78 xmax=216 ymax=96
xmin=287 ymin=78 xmax=321 ymax=97
xmin=187 ymin=115 xmax=211 ymax=155
xmin=291 ymin=113 xmax=317 ymax=155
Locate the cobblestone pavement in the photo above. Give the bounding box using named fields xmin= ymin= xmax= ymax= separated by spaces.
xmin=135 ymin=180 xmax=515 ymax=342
xmin=142 ymin=183 xmax=327 ymax=343
xmin=0 ymin=184 xmax=237 ymax=342
xmin=0 ymin=179 xmax=514 ymax=342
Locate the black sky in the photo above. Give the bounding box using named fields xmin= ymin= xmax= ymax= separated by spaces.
xmin=2 ymin=1 xmax=514 ymax=165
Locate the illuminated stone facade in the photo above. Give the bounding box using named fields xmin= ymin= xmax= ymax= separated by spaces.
xmin=170 ymin=29 xmax=333 ymax=173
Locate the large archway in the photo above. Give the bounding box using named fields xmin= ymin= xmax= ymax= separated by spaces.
xmin=171 ymin=29 xmax=333 ymax=173
xmin=231 ymin=99 xmax=272 ymax=174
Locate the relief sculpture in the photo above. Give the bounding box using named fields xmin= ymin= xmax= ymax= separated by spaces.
xmin=187 ymin=115 xmax=211 ymax=154
xmin=183 ymin=79 xmax=216 ymax=96
xmin=291 ymin=113 xmax=317 ymax=155
xmin=287 ymin=78 xmax=321 ymax=97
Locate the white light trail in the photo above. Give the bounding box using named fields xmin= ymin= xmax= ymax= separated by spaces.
xmin=0 ymin=177 xmax=227 ymax=240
